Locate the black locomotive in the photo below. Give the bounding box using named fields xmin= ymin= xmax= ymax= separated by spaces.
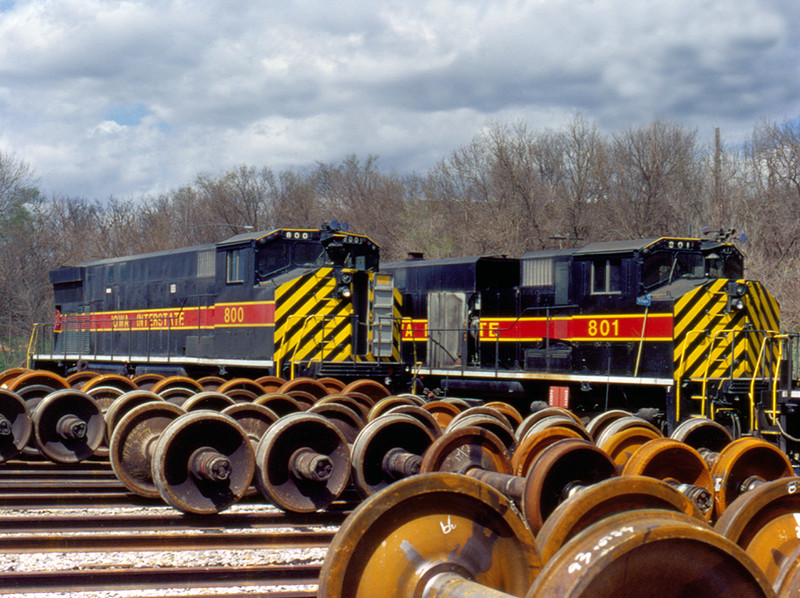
xmin=384 ymin=235 xmax=799 ymax=458
xmin=31 ymin=223 xmax=401 ymax=382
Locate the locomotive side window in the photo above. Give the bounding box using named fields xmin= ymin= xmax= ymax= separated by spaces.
xmin=591 ymin=258 xmax=622 ymax=294
xmin=226 ymin=249 xmax=245 ymax=284
xmin=256 ymin=243 xmax=291 ymax=280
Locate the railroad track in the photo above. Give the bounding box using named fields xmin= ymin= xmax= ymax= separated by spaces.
xmin=0 ymin=459 xmax=340 ymax=597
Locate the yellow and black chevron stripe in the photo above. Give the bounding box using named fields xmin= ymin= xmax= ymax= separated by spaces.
xmin=274 ymin=268 xmax=354 ymax=370
xmin=673 ymin=279 xmax=780 ymax=382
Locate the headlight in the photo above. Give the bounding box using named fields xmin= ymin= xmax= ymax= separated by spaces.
xmin=733 ymin=298 xmax=745 ymax=310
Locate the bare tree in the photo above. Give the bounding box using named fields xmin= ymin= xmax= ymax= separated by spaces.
xmin=602 ymin=121 xmax=704 ymax=239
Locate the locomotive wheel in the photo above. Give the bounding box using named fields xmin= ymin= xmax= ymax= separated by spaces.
xmin=420 ymin=426 xmax=512 ymax=475
xmin=32 ymin=390 xmax=105 ymax=463
xmin=195 ymin=376 xmax=225 ymax=391
xmin=392 ymin=393 xmax=427 ymax=406
xmin=153 ymin=411 xmax=255 ymax=514
xmin=446 ymin=398 xmax=475 ymax=410
xmin=315 ymin=394 xmax=371 ymax=421
xmin=151 ymin=376 xmax=204 ymax=396
xmin=585 ymin=409 xmax=632 ymax=442
xmin=7 ymin=370 xmax=69 ymax=405
xmin=318 ymin=472 xmax=542 ymax=598
xmin=0 ymin=367 xmax=30 ymax=388
xmin=517 ymin=406 xmax=584 ymax=441
xmin=221 ymin=403 xmax=279 ymax=443
xmin=277 ymin=377 xmax=329 ymax=400
xmin=421 ymin=400 xmax=462 ymax=428
xmin=536 ymin=475 xmax=702 ymax=563
xmin=523 ymin=438 xmax=619 ymax=535
xmin=671 ymin=417 xmax=733 ymax=453
xmin=351 ymin=414 xmax=436 ymax=497
xmin=710 ymin=437 xmax=794 ymax=518
xmin=448 ymin=405 xmax=513 ymax=430
xmin=222 ymin=388 xmax=259 ymax=403
xmin=110 ymin=402 xmax=186 ymax=498
xmin=511 ymin=425 xmax=584 ymax=477
xmin=85 ymin=385 xmax=125 ymax=411
xmin=181 ymin=391 xmax=235 ymax=412
xmin=344 ymin=391 xmax=377 ymax=414
xmin=594 ymin=415 xmax=662 ymax=449
xmin=484 ymin=401 xmax=524 ymax=430
xmin=255 ymin=412 xmax=350 ymax=512
xmin=285 ymin=390 xmax=317 ymax=410
xmin=621 ymin=437 xmax=714 ymax=520
xmin=316 ymin=377 xmax=346 ymax=394
xmin=774 ymin=543 xmax=800 ymax=596
xmin=598 ymin=425 xmax=662 ymax=470
xmin=307 ymin=402 xmax=365 ymax=443
xmin=254 ymin=376 xmax=285 ymax=393
xmin=104 ymin=390 xmax=163 ymax=437
xmin=341 ymin=379 xmax=391 ymax=402
xmin=66 ymin=371 xmax=99 ymax=389
xmin=526 ymin=509 xmax=773 ymax=598
xmin=161 ymin=387 xmax=199 ymax=403
xmin=715 ymin=476 xmax=800 ymax=583
xmin=253 ymin=393 xmax=303 ymax=417
xmin=81 ymin=374 xmax=137 ymax=395
xmin=367 ymin=396 xmax=418 ymax=422
xmin=383 ymin=404 xmax=443 ymax=438
xmin=217 ymin=378 xmax=266 ymax=397
xmin=0 ymin=389 xmax=32 ymax=463
xmin=447 ymin=413 xmax=516 ymax=452
xmin=523 ymin=413 xmax=591 ymax=441
xmin=132 ymin=373 xmax=165 ymax=390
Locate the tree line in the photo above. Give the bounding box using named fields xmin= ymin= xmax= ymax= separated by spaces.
xmin=2 ymin=115 xmax=799 ymax=367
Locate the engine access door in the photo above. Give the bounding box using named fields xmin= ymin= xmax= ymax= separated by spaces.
xmin=427 ymin=291 xmax=467 ymax=368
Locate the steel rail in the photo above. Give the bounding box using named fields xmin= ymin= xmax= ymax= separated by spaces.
xmin=0 ymin=528 xmax=335 ymax=552
xmin=0 ymin=564 xmax=322 ymax=593
xmin=0 ymin=510 xmax=348 ymax=533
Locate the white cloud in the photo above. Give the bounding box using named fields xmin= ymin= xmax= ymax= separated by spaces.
xmin=0 ymin=0 xmax=797 ymax=199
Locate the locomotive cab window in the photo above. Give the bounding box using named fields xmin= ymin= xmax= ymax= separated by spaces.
xmin=591 ymin=257 xmax=622 ymax=295
xmin=294 ymin=242 xmax=325 ymax=268
xmin=707 ymin=252 xmax=744 ymax=280
xmin=642 ymin=251 xmax=704 ymax=289
xmin=226 ymin=248 xmax=246 ymax=284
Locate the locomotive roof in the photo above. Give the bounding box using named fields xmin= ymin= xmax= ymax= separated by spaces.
xmin=573 ymin=238 xmax=661 ymax=255
xmin=57 ymin=226 xmax=379 ymax=269
xmin=71 ymin=242 xmax=216 ymax=267
xmin=218 ymin=227 xmax=377 ymax=247
xmin=382 ymin=255 xmax=514 ymax=269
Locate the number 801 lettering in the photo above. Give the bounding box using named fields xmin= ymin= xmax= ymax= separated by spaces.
xmin=588 ymin=319 xmax=619 ymax=337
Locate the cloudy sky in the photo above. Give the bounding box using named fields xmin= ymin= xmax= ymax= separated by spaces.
xmin=1 ymin=0 xmax=798 ymax=200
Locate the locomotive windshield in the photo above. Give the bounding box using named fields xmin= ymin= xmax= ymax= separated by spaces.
xmin=706 ymin=249 xmax=744 ymax=279
xmin=642 ymin=246 xmax=744 ymax=290
xmin=642 ymin=250 xmax=704 ymax=289
xmin=256 ymin=240 xmax=324 ymax=281
xmin=254 ymin=232 xmax=379 ymax=283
